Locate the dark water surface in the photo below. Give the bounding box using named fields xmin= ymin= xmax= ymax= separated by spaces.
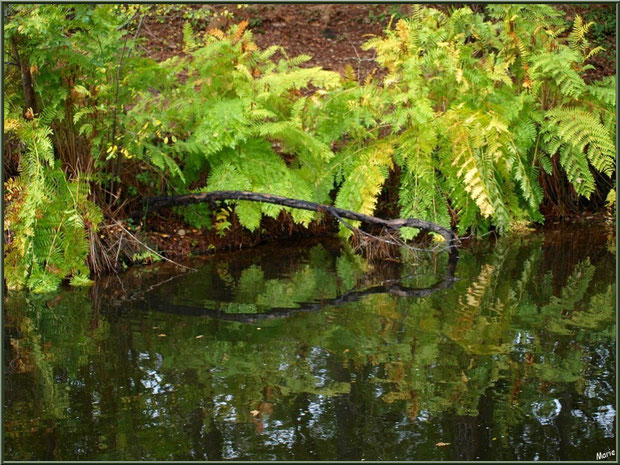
xmin=4 ymin=225 xmax=616 ymax=461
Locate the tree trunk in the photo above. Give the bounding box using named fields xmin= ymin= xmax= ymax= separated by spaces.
xmin=11 ymin=36 xmax=38 ymax=117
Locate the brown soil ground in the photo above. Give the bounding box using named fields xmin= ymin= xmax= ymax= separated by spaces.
xmin=140 ymin=4 xmax=616 ymax=83
xmin=130 ymin=3 xmax=616 ymax=260
xmin=140 ymin=4 xmax=397 ymax=81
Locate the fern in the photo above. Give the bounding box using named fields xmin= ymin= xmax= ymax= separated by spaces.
xmin=529 ymin=50 xmax=586 ymax=99
xmin=363 ymin=5 xmax=615 ymax=234
xmin=586 ymin=77 xmax=616 ymax=108
xmin=7 ymin=4 xmax=614 ymax=276
xmin=549 ymin=107 xmax=615 ymax=175
xmin=394 ymin=127 xmax=450 ymax=238
xmin=335 ymin=142 xmax=394 ymax=235
xmin=540 ymin=259 xmax=595 ymax=323
xmin=541 ymin=106 xmax=615 ymax=197
xmin=567 ymin=15 xmax=593 ymax=54
xmin=4 ymin=117 xmax=102 ymax=292
xmin=126 ymin=23 xmax=345 ymax=231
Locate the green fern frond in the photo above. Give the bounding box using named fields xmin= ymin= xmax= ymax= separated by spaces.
xmin=586 ymin=77 xmax=616 ymax=108
xmin=529 ymin=49 xmax=585 ymax=99
xmin=398 ymin=166 xmax=450 ymax=240
xmin=5 ymin=120 xmax=101 ymax=291
xmin=39 ymin=106 xmax=58 ymax=126
xmin=545 ymin=107 xmax=615 ymax=176
xmin=235 ymin=201 xmax=262 ymax=232
xmin=183 ymin=21 xmax=198 ymax=50
xmin=206 ymin=161 xmax=252 ymax=192
xmin=559 ymin=145 xmax=596 ymax=197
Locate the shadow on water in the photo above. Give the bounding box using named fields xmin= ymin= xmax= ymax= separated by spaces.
xmin=4 ymin=226 xmax=616 ymax=461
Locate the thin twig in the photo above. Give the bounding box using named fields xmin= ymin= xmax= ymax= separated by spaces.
xmin=113 ymin=221 xmax=196 ymax=271
xmin=344 ymin=33 xmax=363 ymax=78
xmin=127 ymin=270 xmax=195 ymax=302
xmin=109 ymin=12 xmax=146 ymax=204
xmin=114 ymin=272 xmax=127 ymax=295
xmin=115 ymin=231 xmax=124 ymax=265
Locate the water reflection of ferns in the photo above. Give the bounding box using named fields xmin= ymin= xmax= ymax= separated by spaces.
xmin=4 ymin=231 xmax=615 ymax=460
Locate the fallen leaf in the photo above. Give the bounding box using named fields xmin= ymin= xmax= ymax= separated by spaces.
xmin=250 ymin=410 xmax=259 ymax=417
xmin=436 ymin=442 xmax=450 ymax=447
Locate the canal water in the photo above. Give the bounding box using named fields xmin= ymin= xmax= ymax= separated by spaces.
xmin=4 ymin=224 xmax=616 ymax=460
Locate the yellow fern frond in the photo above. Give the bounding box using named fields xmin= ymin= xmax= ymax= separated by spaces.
xmin=4 ymin=118 xmax=21 ymax=133
xmin=208 ymin=28 xmax=225 ymax=40
xmin=335 ymin=142 xmax=394 ymax=223
xmin=568 ymin=15 xmax=592 ymax=53
xmin=585 ymin=46 xmax=604 ymax=60
xmin=396 ymin=19 xmax=409 ymax=46
xmin=451 ymin=264 xmax=495 ymax=340
xmin=242 ymin=41 xmax=258 ymax=53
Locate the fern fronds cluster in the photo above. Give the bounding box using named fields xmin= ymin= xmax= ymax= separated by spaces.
xmin=4 ymin=115 xmax=103 ymax=292
xmin=362 ymin=5 xmax=615 ymax=235
xmin=128 ymin=7 xmax=614 ymax=238
xmin=126 ymin=22 xmax=351 ymax=231
xmin=4 ymin=5 xmax=615 ymax=289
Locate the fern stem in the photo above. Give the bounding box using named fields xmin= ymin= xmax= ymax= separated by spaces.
xmin=532 ymin=132 xmax=541 ymax=168
xmin=44 ymin=214 xmax=65 ymax=272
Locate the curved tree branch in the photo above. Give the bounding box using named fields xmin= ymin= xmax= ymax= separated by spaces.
xmin=136 ymin=190 xmax=459 ymax=249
